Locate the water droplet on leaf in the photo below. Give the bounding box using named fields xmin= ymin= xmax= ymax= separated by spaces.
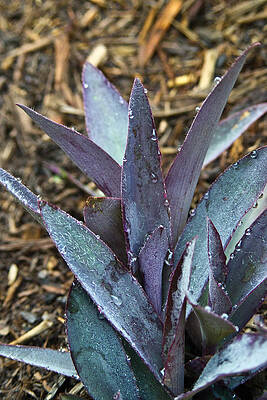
xmin=214 ymin=76 xmax=222 ymax=85
xmin=245 ymin=228 xmax=251 ymax=236
xmin=144 ymin=88 xmax=148 ymax=94
xmin=195 ymin=106 xmax=200 ymax=112
xmin=221 ymin=313 xmax=228 ymax=320
xmin=150 ymin=172 xmax=158 ymax=183
xmin=84 ymin=83 xmax=89 ymax=89
xmin=205 ymin=306 xmax=211 ymax=312
xmin=233 ymin=162 xmax=239 ymax=169
xmin=189 ymin=209 xmax=196 ymax=217
xmin=111 ymin=295 xmax=122 ymax=306
xmin=250 ymin=150 xmax=257 ymax=159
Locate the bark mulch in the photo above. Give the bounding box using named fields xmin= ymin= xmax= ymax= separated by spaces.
xmin=0 ymin=1 xmax=266 ymax=399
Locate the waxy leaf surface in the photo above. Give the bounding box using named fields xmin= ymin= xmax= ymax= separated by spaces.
xmin=83 ymin=62 xmax=128 ymax=164
xmin=66 ymin=281 xmax=139 ymax=400
xmin=186 ymin=295 xmax=237 ymax=355
xmin=123 ymin=341 xmax=172 ymax=400
xmin=18 ymin=105 xmax=121 ymax=197
xmin=203 ymin=102 xmax=267 ymax=167
xmin=122 ymin=78 xmax=170 ymax=270
xmin=0 ymin=344 xmax=78 ymax=378
xmin=176 ymin=333 xmax=267 ymax=399
xmin=40 ymin=202 xmax=163 ymax=379
xmin=0 ymin=168 xmax=42 ymax=224
xmin=139 ymin=226 xmax=169 ymax=314
xmin=207 ymin=218 xmax=232 ymax=316
xmin=163 ymin=240 xmax=196 ymax=395
xmin=83 ymin=197 xmax=127 ymax=265
xmin=165 ymin=43 xmax=260 ymax=245
xmin=226 ymin=209 xmax=267 ymax=329
xmin=173 ymin=146 xmax=267 ymax=309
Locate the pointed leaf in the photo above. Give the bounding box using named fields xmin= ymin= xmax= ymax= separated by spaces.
xmin=0 ymin=343 xmax=78 ymax=378
xmin=139 ymin=226 xmax=169 ymax=314
xmin=226 ymin=209 xmax=267 ymax=304
xmin=83 ymin=197 xmax=127 ymax=265
xmin=186 ymin=294 xmax=238 ymax=355
xmin=203 ymin=103 xmax=267 ymax=167
xmin=175 ymin=333 xmax=267 ymax=400
xmin=122 ymin=78 xmax=170 ymax=272
xmin=123 ymin=341 xmax=172 ymax=400
xmin=225 ymin=182 xmax=267 ymax=260
xmin=225 ymin=209 xmax=267 ymax=329
xmin=18 ymin=105 xmax=121 ymax=197
xmin=165 ymin=43 xmax=260 ymax=245
xmin=40 ymin=202 xmax=163 ymax=379
xmin=207 ymin=218 xmax=232 ymax=315
xmin=162 ymin=239 xmax=196 ymax=395
xmin=0 ymin=168 xmax=42 ymax=224
xmin=82 ymin=62 xmax=128 ymax=164
xmin=66 ymin=281 xmax=140 ymax=400
xmin=229 ymin=279 xmax=266 ymax=331
xmin=173 ymin=146 xmax=267 ymax=311
xmin=163 ymin=239 xmax=196 ymax=361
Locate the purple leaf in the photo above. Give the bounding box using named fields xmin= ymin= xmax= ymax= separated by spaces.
xmin=66 ymin=281 xmax=140 ymax=400
xmin=0 ymin=343 xmax=78 ymax=379
xmin=224 ymin=181 xmax=267 ymax=259
xmin=176 ymin=333 xmax=267 ymax=399
xmin=186 ymin=294 xmax=237 ymax=355
xmin=139 ymin=226 xmax=169 ymax=315
xmin=18 ymin=105 xmax=121 ymax=197
xmin=173 ymin=146 xmax=267 ymax=312
xmin=40 ymin=202 xmax=163 ymax=380
xmin=0 ymin=168 xmax=42 ymax=224
xmin=225 ymin=209 xmax=267 ymax=329
xmin=83 ymin=62 xmax=128 ymax=164
xmin=162 ymin=239 xmax=196 ymax=395
xmin=83 ymin=197 xmax=127 ymax=265
xmin=207 ymin=218 xmax=232 ymax=316
xmin=203 ymin=103 xmax=267 ymax=167
xmin=121 ymin=78 xmax=170 ymax=272
xmin=229 ymin=279 xmax=266 ymax=335
xmin=165 ymin=43 xmax=261 ymax=246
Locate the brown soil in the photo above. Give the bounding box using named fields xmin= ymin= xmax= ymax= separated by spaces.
xmin=0 ymin=1 xmax=266 ymax=399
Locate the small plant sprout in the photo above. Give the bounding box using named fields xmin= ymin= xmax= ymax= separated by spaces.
xmin=0 ymin=43 xmax=267 ymax=399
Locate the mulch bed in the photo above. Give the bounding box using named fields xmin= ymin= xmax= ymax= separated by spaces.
xmin=0 ymin=1 xmax=266 ymax=398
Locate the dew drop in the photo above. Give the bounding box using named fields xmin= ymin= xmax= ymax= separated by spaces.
xmin=160 ymin=367 xmax=165 ymax=377
xmin=189 ymin=209 xmax=196 ymax=217
xmin=195 ymin=106 xmax=200 ymax=112
xmin=234 ymin=325 xmax=239 ymax=332
xmin=245 ymin=228 xmax=251 ymax=236
xmin=84 ymin=83 xmax=89 ymax=89
xmin=230 ymin=253 xmax=235 ymax=260
xmin=250 ymin=150 xmax=257 ymax=159
xmin=203 ymin=192 xmax=209 ymax=200
xmin=205 ymin=306 xmax=211 ymax=312
xmin=221 ymin=313 xmax=228 ymax=320
xmin=95 ymin=234 xmax=100 ymax=240
xmin=151 ymin=129 xmax=157 ymax=141
xmin=119 ymin=96 xmax=124 ymax=105
xmin=111 ymin=295 xmax=122 ymax=306
xmin=144 ymin=88 xmax=148 ymax=94
xmin=233 ymin=162 xmax=239 ymax=169
xmin=253 ymin=201 xmax=258 ymax=208
xmin=232 ymin=304 xmax=237 ymax=310
xmin=150 ymin=172 xmax=158 ymax=183
xmin=164 ymin=199 xmax=169 ymax=207
xmin=177 ymin=145 xmax=182 ymax=152
xmin=214 ymin=76 xmax=222 ymax=85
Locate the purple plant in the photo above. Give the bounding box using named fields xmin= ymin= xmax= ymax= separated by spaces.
xmin=0 ymin=43 xmax=267 ymax=400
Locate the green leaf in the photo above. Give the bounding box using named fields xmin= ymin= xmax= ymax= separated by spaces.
xmin=186 ymin=294 xmax=237 ymax=355
xmin=66 ymin=281 xmax=140 ymax=400
xmin=40 ymin=202 xmax=163 ymax=379
xmin=123 ymin=341 xmax=172 ymax=400
xmin=203 ymin=103 xmax=267 ymax=167
xmin=175 ymin=333 xmax=267 ymax=400
xmin=173 ymin=146 xmax=267 ymax=311
xmin=83 ymin=62 xmax=128 ymax=164
xmin=0 ymin=344 xmax=78 ymax=378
